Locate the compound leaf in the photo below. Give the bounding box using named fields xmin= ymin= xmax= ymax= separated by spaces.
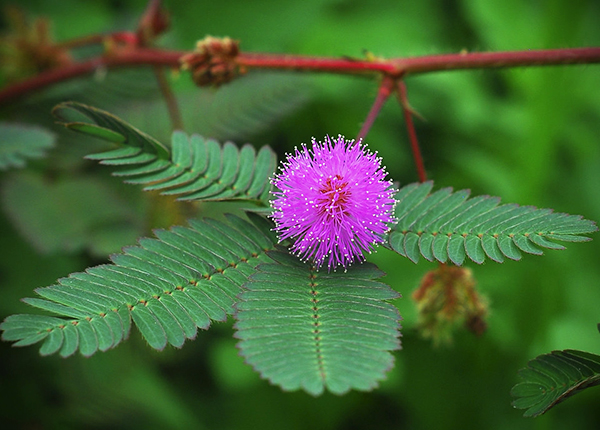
xmin=52 ymin=102 xmax=275 ymax=204
xmin=235 ymin=249 xmax=401 ymax=395
xmin=0 ymin=215 xmax=275 ymax=356
xmin=511 ymin=349 xmax=600 ymax=417
xmin=387 ymin=182 xmax=597 ymax=264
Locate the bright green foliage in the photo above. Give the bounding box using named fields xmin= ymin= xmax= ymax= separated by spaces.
xmin=53 ymin=102 xmax=276 ymax=203
xmin=511 ymin=349 xmax=600 ymax=417
xmin=0 ymin=123 xmax=55 ymax=170
xmin=0 ymin=214 xmax=275 ymax=356
xmin=387 ymin=181 xmax=598 ymax=265
xmin=235 ymin=249 xmax=401 ymax=395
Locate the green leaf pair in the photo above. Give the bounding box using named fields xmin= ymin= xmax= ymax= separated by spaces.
xmin=388 ymin=181 xmax=597 ymax=265
xmin=53 ymin=102 xmax=276 ymax=204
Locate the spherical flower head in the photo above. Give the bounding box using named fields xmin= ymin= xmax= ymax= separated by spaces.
xmin=270 ymin=135 xmax=397 ymax=270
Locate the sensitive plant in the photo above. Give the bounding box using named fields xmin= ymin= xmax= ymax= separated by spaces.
xmin=270 ymin=135 xmax=397 ymax=270
xmin=1 ymin=0 xmax=600 ymax=421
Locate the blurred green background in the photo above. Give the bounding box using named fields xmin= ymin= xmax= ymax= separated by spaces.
xmin=1 ymin=0 xmax=599 ymax=428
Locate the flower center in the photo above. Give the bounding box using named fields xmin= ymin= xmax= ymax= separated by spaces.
xmin=317 ymin=174 xmax=350 ymax=218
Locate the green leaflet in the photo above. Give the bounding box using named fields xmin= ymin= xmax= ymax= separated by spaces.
xmin=387 ymin=181 xmax=597 ymax=264
xmin=235 ymin=249 xmax=401 ymax=396
xmin=52 ymin=102 xmax=276 ymax=204
xmin=0 ymin=123 xmax=55 ymax=170
xmin=511 ymin=349 xmax=600 ymax=417
xmin=0 ymin=215 xmax=275 ymax=357
xmin=53 ymin=102 xmax=168 ymax=158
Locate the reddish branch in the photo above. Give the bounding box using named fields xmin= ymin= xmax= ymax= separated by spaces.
xmin=239 ymin=47 xmax=600 ymax=76
xmin=393 ymin=48 xmax=600 ymax=74
xmin=355 ymin=76 xmax=395 ymax=142
xmin=1 ymin=45 xmax=599 ymax=105
xmin=2 ymin=37 xmax=596 ymax=186
xmin=0 ymin=48 xmax=183 ymax=104
xmin=397 ymin=81 xmax=427 ymax=183
xmin=1 ymin=12 xmax=598 ymax=184
xmin=238 ymin=53 xmax=397 ymax=75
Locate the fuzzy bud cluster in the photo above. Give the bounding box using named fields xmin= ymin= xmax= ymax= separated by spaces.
xmin=180 ymin=36 xmax=245 ymax=87
xmin=413 ymin=265 xmax=488 ymax=345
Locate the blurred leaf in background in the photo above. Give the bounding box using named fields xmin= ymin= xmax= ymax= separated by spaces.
xmin=2 ymin=172 xmax=145 ymax=255
xmin=0 ymin=123 xmax=55 ymax=170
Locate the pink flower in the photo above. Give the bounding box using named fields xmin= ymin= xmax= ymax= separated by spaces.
xmin=270 ymin=135 xmax=397 ymax=270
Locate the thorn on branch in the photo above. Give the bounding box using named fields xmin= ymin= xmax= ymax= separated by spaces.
xmin=180 ymin=36 xmax=246 ymax=87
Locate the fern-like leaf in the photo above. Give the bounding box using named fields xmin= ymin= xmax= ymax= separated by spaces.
xmin=0 ymin=214 xmax=275 ymax=356
xmin=0 ymin=123 xmax=55 ymax=170
xmin=52 ymin=102 xmax=276 ymax=203
xmin=235 ymin=248 xmax=401 ymax=395
xmin=387 ymin=182 xmax=597 ymax=265
xmin=511 ymin=349 xmax=600 ymax=417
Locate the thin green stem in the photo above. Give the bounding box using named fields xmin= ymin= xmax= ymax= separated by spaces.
xmin=153 ymin=66 xmax=184 ymax=131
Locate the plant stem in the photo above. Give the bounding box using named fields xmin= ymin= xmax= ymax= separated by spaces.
xmin=237 ymin=53 xmax=396 ymax=75
xmin=0 ymin=48 xmax=182 ymax=105
xmin=392 ymin=47 xmax=600 ymax=75
xmin=397 ymin=80 xmax=427 ymax=183
xmin=1 ymin=46 xmax=599 ymax=105
xmin=356 ymin=76 xmax=395 ymax=142
xmin=153 ymin=66 xmax=184 ymax=131
xmin=238 ymin=47 xmax=600 ymax=76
